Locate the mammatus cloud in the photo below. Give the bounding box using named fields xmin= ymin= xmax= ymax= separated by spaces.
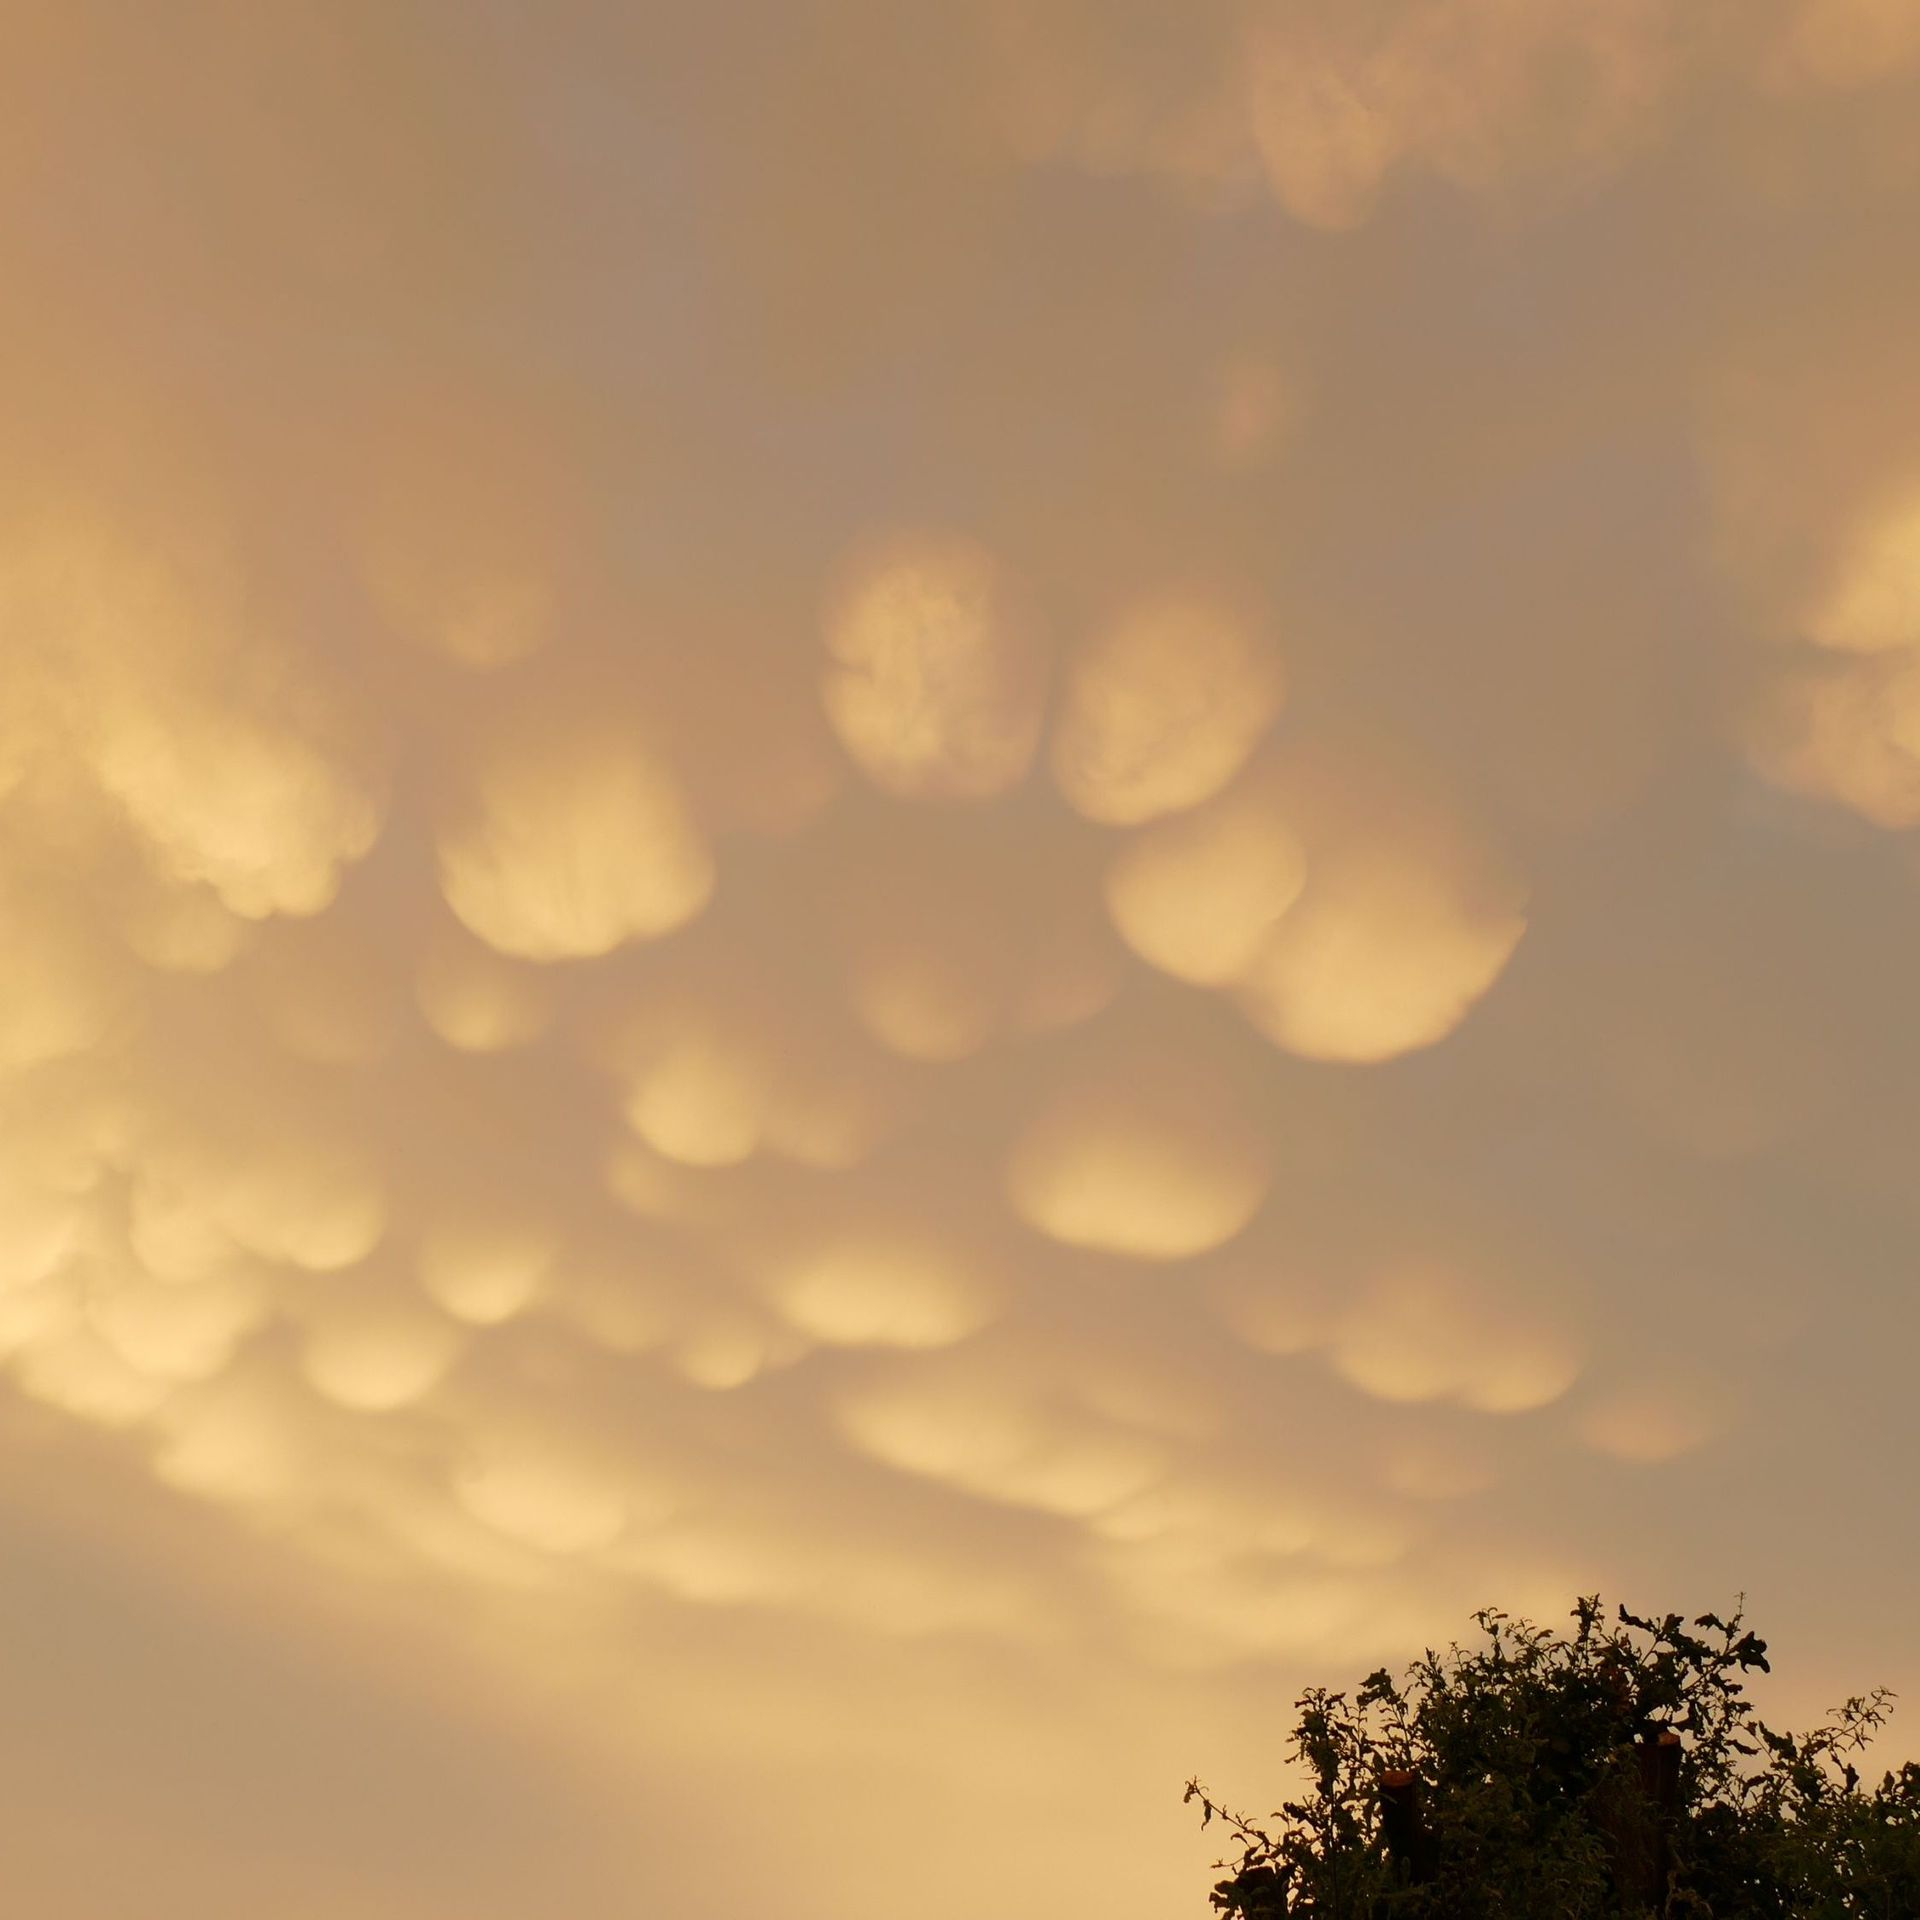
xmin=1738 ymin=485 xmax=1920 ymax=828
xmin=991 ymin=0 xmax=1920 ymax=228
xmin=438 ymin=706 xmax=714 ymax=962
xmin=1050 ymin=592 xmax=1284 ymax=824
xmin=4 ymin=4 xmax=1920 ymax=1918
xmin=1006 ymin=1040 xmax=1271 ymax=1260
xmin=822 ymin=532 xmax=1053 ymax=802
xmin=0 ymin=508 xmax=382 ymax=922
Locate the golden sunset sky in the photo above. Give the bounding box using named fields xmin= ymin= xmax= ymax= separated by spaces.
xmin=5 ymin=3 xmax=1920 ymax=1915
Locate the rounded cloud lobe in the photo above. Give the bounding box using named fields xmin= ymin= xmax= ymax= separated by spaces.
xmin=5 ymin=6 xmax=1920 ymax=1920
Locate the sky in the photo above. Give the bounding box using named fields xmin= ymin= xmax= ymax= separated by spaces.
xmin=4 ymin=2 xmax=1920 ymax=1915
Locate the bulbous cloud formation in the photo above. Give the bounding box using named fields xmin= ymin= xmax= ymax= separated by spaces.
xmin=4 ymin=5 xmax=1920 ymax=1920
xmin=437 ymin=706 xmax=714 ymax=960
xmin=0 ymin=507 xmax=382 ymax=921
xmin=822 ymin=532 xmax=1051 ymax=801
xmin=1007 ymin=1039 xmax=1272 ymax=1259
xmin=1234 ymin=766 xmax=1529 ymax=1064
xmin=1051 ymin=592 xmax=1285 ymax=824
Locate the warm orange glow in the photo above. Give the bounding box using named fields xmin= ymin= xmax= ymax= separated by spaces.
xmin=1104 ymin=775 xmax=1309 ymax=985
xmin=822 ymin=533 xmax=1050 ymax=801
xmin=1006 ymin=1049 xmax=1270 ymax=1259
xmin=438 ymin=713 xmax=713 ymax=960
xmin=3 ymin=7 xmax=1915 ymax=1917
xmin=1051 ymin=594 xmax=1285 ymax=825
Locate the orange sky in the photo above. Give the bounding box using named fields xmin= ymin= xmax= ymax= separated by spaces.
xmin=5 ymin=4 xmax=1920 ymax=1916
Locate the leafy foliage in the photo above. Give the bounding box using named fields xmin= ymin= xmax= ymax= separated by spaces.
xmin=1187 ymin=1598 xmax=1920 ymax=1918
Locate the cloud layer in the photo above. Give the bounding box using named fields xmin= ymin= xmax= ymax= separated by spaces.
xmin=5 ymin=5 xmax=1920 ymax=1917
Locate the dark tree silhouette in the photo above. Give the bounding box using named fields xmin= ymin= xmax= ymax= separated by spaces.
xmin=1187 ymin=1598 xmax=1920 ymax=1917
